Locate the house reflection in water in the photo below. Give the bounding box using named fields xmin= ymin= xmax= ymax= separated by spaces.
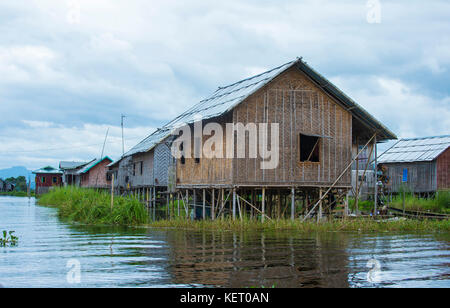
xmin=163 ymin=231 xmax=351 ymax=288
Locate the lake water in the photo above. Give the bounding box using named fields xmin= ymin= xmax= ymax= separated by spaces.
xmin=0 ymin=196 xmax=449 ymax=288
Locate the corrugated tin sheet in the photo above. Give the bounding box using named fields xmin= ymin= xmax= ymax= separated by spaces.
xmin=77 ymin=157 xmax=112 ymax=174
xmin=124 ymin=58 xmax=396 ymax=158
xmin=378 ymin=135 xmax=450 ymax=163
xmin=59 ymin=161 xmax=90 ymax=170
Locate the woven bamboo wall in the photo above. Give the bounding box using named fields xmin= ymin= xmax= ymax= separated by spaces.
xmin=232 ymin=67 xmax=352 ymax=187
xmin=176 ymin=114 xmax=233 ymax=187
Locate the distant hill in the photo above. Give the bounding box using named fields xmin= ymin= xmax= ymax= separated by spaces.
xmin=0 ymin=166 xmax=35 ymax=189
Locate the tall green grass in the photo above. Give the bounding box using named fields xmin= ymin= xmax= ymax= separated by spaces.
xmin=390 ymin=190 xmax=450 ymax=214
xmin=148 ymin=217 xmax=449 ymax=232
xmin=38 ymin=187 xmax=149 ymax=225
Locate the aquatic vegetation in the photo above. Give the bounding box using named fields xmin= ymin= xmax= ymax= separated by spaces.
xmin=38 ymin=187 xmax=149 ymax=226
xmin=0 ymin=231 xmax=18 ymax=247
xmin=390 ymin=190 xmax=450 ymax=214
xmin=147 ymin=217 xmax=450 ymax=232
xmin=0 ymin=191 xmax=33 ymax=197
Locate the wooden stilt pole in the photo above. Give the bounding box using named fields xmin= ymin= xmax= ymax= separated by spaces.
xmin=291 ymin=187 xmax=295 ymax=221
xmin=221 ymin=188 xmax=224 ymax=220
xmin=203 ymin=188 xmax=206 ymax=220
xmin=110 ymin=174 xmax=114 ymax=211
xmin=232 ymin=187 xmax=236 ymax=220
xmin=211 ymin=189 xmax=215 ymax=220
xmin=318 ymin=188 xmax=323 ymax=223
xmin=186 ymin=189 xmax=189 ymax=218
xmin=262 ymin=188 xmax=266 ymax=223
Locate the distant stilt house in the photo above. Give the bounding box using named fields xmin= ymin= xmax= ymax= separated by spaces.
xmin=77 ymin=157 xmax=113 ymax=189
xmin=33 ymin=166 xmax=63 ymax=195
xmin=378 ymin=135 xmax=450 ymax=195
xmin=108 ymin=131 xmax=174 ymax=204
xmin=59 ymin=161 xmax=92 ymax=186
xmin=0 ymin=179 xmax=13 ymax=192
xmin=121 ymin=58 xmax=396 ymax=219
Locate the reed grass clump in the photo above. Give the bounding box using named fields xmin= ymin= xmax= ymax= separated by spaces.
xmin=38 ymin=187 xmax=149 ymax=225
xmin=390 ymin=190 xmax=450 ymax=214
xmin=147 ymin=217 xmax=450 ymax=232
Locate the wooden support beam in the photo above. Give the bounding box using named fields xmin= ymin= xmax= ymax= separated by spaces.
xmin=232 ymin=188 xmax=236 ymax=220
xmin=303 ymin=133 xmax=377 ymax=221
xmin=211 ymin=189 xmax=215 ymax=220
xmin=262 ymin=188 xmax=266 ymax=223
xmin=237 ymin=194 xmax=271 ymax=221
xmin=203 ymin=189 xmax=206 ymax=220
xmin=291 ymin=187 xmax=295 ymax=221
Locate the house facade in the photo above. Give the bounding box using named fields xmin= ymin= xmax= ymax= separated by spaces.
xmin=119 ymin=58 xmax=396 ymax=219
xmin=77 ymin=157 xmax=113 ymax=189
xmin=378 ymin=135 xmax=450 ymax=194
xmin=59 ymin=161 xmax=91 ymax=186
xmin=32 ymin=166 xmax=63 ymax=195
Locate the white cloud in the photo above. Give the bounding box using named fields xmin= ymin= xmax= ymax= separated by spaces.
xmin=0 ymin=0 xmax=449 ymax=169
xmin=330 ymin=76 xmax=450 ymax=138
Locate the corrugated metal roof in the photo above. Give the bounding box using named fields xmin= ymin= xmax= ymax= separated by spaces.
xmin=59 ymin=161 xmax=90 ymax=170
xmin=378 ymin=135 xmax=450 ymax=163
xmin=77 ymin=157 xmax=113 ymax=174
xmin=32 ymin=166 xmax=63 ymax=174
xmin=124 ymin=58 xmax=396 ymax=158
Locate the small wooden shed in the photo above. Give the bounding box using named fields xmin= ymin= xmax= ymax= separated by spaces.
xmin=378 ymin=135 xmax=450 ymax=194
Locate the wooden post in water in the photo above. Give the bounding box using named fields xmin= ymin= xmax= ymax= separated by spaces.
xmin=262 ymin=188 xmax=266 ymax=223
xmin=110 ymin=174 xmax=114 ymax=211
xmin=211 ymin=189 xmax=215 ymax=220
xmin=232 ymin=187 xmax=236 ymax=220
xmin=291 ymin=187 xmax=295 ymax=221
xmin=221 ymin=188 xmax=224 ymax=220
xmin=202 ymin=189 xmax=206 ymax=220
xmin=186 ymin=189 xmax=189 ymax=218
xmin=177 ymin=192 xmax=180 ymax=217
xmin=344 ymin=192 xmax=349 ymax=219
xmin=318 ymin=188 xmax=323 ymax=223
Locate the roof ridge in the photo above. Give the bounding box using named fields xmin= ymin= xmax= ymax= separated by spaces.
xmin=216 ymin=60 xmax=296 ymax=91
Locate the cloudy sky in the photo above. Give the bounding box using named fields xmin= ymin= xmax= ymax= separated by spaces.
xmin=0 ymin=0 xmax=449 ymax=170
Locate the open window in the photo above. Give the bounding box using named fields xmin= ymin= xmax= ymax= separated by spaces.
xmin=299 ymin=134 xmax=320 ymax=163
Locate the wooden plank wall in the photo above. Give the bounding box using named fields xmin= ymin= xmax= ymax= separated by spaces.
xmin=382 ymin=161 xmax=437 ymax=193
xmin=436 ymin=147 xmax=449 ymax=190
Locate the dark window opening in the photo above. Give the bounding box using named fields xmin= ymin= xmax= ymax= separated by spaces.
xmin=133 ymin=163 xmax=136 ymax=176
xmin=299 ymin=134 xmax=320 ymax=162
xmin=194 ymin=137 xmax=201 ymax=164
xmin=180 ymin=141 xmax=186 ymax=164
xmin=52 ymin=177 xmax=57 ymax=184
xmin=106 ymin=173 xmax=112 ymax=181
xmin=41 ymin=177 xmax=46 ymax=183
xmin=140 ymin=161 xmax=143 ymax=175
